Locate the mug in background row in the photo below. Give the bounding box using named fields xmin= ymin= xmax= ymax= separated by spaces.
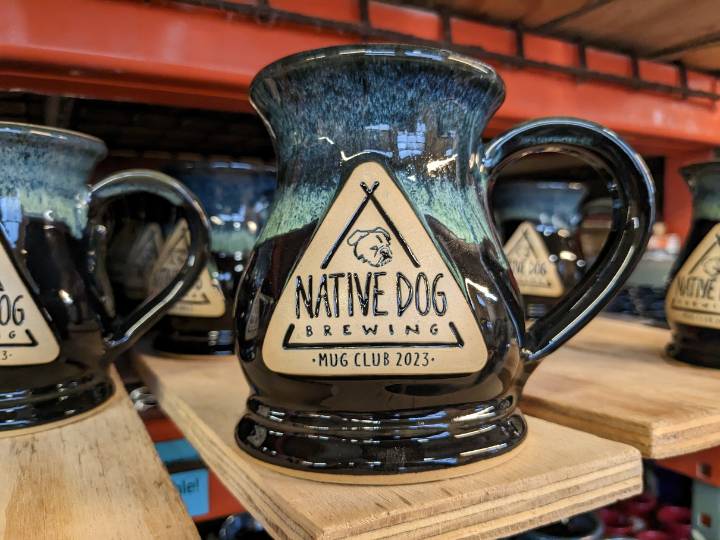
xmin=494 ymin=180 xmax=588 ymax=319
xmin=107 ymin=161 xmax=276 ymax=356
xmin=0 ymin=122 xmax=209 ymax=430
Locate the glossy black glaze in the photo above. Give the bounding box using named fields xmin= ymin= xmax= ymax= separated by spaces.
xmin=153 ymin=161 xmax=276 ymax=355
xmin=667 ymin=163 xmax=720 ymax=367
xmin=234 ymin=45 xmax=656 ymax=474
xmin=493 ymin=181 xmax=589 ymax=319
xmin=0 ymin=123 xmax=209 ymax=430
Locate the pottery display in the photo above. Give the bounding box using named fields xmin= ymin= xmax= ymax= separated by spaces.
xmin=493 ymin=180 xmax=588 ymax=319
xmin=151 ymin=160 xmax=276 ymax=355
xmin=666 ymin=162 xmax=720 ymax=367
xmin=0 ymin=122 xmax=209 ymax=430
xmin=233 ymin=44 xmax=655 ymax=475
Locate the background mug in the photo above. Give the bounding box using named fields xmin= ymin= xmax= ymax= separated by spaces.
xmin=150 ymin=160 xmax=276 ymax=355
xmin=0 ymin=122 xmax=209 ymax=430
xmin=493 ymin=180 xmax=589 ymax=319
xmin=666 ymin=162 xmax=720 ymax=367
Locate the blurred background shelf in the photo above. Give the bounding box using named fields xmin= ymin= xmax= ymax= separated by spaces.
xmin=0 ymin=368 xmax=197 ymax=540
xmin=131 ymin=345 xmax=642 ymax=540
xmin=523 ymin=316 xmax=720 ymax=459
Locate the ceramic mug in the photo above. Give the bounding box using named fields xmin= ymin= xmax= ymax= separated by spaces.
xmin=234 ymin=44 xmax=655 ymax=475
xmin=0 ymin=122 xmax=209 ymax=430
xmin=494 ymin=180 xmax=589 ymax=319
xmin=151 ymin=160 xmax=276 ymax=355
xmin=666 ymin=162 xmax=720 ymax=367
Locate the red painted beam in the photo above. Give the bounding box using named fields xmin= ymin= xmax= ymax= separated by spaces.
xmin=0 ymin=0 xmax=719 ymax=152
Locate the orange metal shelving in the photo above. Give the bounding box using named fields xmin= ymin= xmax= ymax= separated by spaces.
xmin=0 ymin=0 xmax=717 ymax=232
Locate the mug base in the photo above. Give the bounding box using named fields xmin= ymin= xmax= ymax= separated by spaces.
xmin=235 ymin=398 xmax=527 ymax=475
xmin=0 ymin=370 xmax=114 ymax=431
xmin=153 ymin=329 xmax=235 ymax=356
xmin=667 ymin=340 xmax=720 ymax=369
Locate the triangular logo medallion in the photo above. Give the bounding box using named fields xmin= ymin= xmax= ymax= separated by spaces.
xmin=150 ymin=221 xmax=226 ymax=318
xmin=667 ymin=222 xmax=720 ymax=329
xmin=263 ymin=161 xmax=488 ymax=376
xmin=0 ymin=239 xmax=59 ymax=366
xmin=504 ymin=221 xmax=564 ymax=298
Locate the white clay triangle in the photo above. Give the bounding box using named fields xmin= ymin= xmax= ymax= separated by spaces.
xmin=504 ymin=221 xmax=564 ymax=298
xmin=263 ymin=161 xmax=488 ymax=376
xmin=150 ymin=220 xmax=226 ymax=318
xmin=0 ymin=240 xmax=59 ymax=366
xmin=667 ymin=222 xmax=720 ymax=329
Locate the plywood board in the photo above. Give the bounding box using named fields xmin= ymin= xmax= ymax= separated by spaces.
xmin=523 ymin=316 xmax=720 ymax=459
xmin=133 ymin=346 xmax=642 ymax=540
xmin=411 ymin=0 xmax=720 ymax=71
xmin=0 ymin=368 xmax=197 ymax=540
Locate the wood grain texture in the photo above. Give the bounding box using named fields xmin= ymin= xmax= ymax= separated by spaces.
xmin=133 ymin=345 xmax=642 ymax=540
xmin=408 ymin=0 xmax=720 ymax=71
xmin=523 ymin=316 xmax=720 ymax=459
xmin=0 ymin=368 xmax=197 ymax=540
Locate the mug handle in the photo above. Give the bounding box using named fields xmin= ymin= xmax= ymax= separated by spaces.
xmin=87 ymin=169 xmax=210 ymax=355
xmin=482 ymin=117 xmax=655 ymax=362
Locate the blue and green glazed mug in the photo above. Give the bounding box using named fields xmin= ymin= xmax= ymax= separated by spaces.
xmin=0 ymin=122 xmax=209 ymax=430
xmin=494 ymin=180 xmax=589 ymax=319
xmin=234 ymin=44 xmax=655 ymax=475
xmin=151 ymin=160 xmax=276 ymax=356
xmin=666 ymin=162 xmax=720 ymax=367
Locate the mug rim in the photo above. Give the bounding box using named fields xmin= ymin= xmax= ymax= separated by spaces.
xmin=680 ymin=160 xmax=720 ymax=178
xmin=0 ymin=121 xmax=106 ymax=155
xmin=251 ymin=43 xmax=504 ymax=99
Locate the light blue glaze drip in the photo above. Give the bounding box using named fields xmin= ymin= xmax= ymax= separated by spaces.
xmin=251 ymin=45 xmax=504 ymax=246
xmin=0 ymin=124 xmax=106 ymax=241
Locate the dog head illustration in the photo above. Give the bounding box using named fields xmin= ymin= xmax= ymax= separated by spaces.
xmin=347 ymin=227 xmax=392 ymax=267
xmin=703 ymin=256 xmax=720 ymax=277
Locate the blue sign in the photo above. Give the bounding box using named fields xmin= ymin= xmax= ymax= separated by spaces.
xmin=171 ymin=468 xmax=209 ymax=517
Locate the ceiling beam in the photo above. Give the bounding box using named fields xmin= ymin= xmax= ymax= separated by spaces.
xmin=533 ymin=0 xmax=619 ymax=32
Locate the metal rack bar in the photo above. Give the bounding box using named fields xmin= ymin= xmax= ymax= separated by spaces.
xmin=166 ymin=0 xmax=720 ymax=101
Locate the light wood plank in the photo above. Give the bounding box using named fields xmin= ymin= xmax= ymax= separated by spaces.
xmin=547 ymin=0 xmax=720 ymax=54
xmin=133 ymin=346 xmax=642 ymax=540
xmin=0 ymin=368 xmax=197 ymax=540
xmin=523 ymin=316 xmax=720 ymax=459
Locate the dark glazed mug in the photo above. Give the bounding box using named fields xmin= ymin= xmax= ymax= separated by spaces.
xmin=0 ymin=122 xmax=209 ymax=430
xmin=494 ymin=181 xmax=589 ymax=319
xmin=234 ymin=45 xmax=655 ymax=475
xmin=152 ymin=161 xmax=276 ymax=355
xmin=666 ymin=162 xmax=720 ymax=367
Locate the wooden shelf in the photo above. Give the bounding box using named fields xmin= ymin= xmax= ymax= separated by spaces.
xmin=0 ymin=368 xmax=197 ymax=539
xmin=133 ymin=346 xmax=642 ymax=540
xmin=523 ymin=316 xmax=720 ymax=459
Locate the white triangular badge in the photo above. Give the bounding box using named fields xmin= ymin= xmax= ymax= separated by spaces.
xmin=124 ymin=223 xmax=163 ymax=299
xmin=149 ymin=221 xmax=225 ymax=318
xmin=263 ymin=161 xmax=488 ymax=376
xmin=504 ymin=221 xmax=564 ymax=298
xmin=0 ymin=241 xmax=59 ymax=366
xmin=667 ymin=222 xmax=720 ymax=329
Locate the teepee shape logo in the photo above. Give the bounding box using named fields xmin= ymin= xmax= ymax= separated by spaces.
xmin=150 ymin=220 xmax=226 ymax=318
xmin=262 ymin=161 xmax=488 ymax=376
xmin=504 ymin=221 xmax=564 ymax=298
xmin=667 ymin=223 xmax=720 ymax=329
xmin=0 ymin=237 xmax=59 ymax=365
